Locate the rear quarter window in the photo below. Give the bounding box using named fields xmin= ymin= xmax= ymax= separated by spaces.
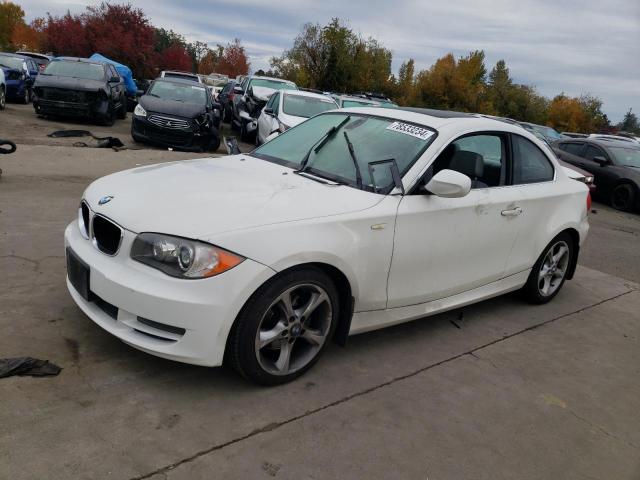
xmin=512 ymin=135 xmax=555 ymax=184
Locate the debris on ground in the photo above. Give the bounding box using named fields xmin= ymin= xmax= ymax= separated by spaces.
xmin=0 ymin=357 xmax=62 ymax=378
xmin=47 ymin=130 xmax=126 ymax=150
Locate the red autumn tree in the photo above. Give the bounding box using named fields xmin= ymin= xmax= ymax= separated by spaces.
xmin=216 ymin=39 xmax=250 ymax=77
xmin=158 ymin=44 xmax=192 ymax=72
xmin=38 ymin=11 xmax=90 ymax=57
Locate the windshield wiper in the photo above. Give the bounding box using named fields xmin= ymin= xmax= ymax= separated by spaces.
xmin=296 ymin=115 xmax=350 ymax=173
xmin=343 ymin=131 xmax=363 ymax=189
xmin=146 ymin=93 xmax=160 ymax=98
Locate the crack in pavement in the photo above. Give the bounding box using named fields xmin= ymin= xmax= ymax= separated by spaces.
xmin=129 ymin=289 xmax=636 ymax=480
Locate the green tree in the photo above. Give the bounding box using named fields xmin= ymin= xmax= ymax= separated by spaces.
xmin=0 ymin=1 xmax=26 ymax=50
xmin=618 ymin=108 xmax=639 ymax=134
xmin=487 ymin=59 xmax=513 ymax=116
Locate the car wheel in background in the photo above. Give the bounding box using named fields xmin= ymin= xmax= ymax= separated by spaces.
xmin=102 ymin=102 xmax=116 ymax=126
xmin=21 ymin=88 xmax=30 ymax=104
xmin=208 ymin=132 xmax=221 ymax=153
xmin=0 ymin=88 xmax=5 ymax=110
xmin=610 ymin=183 xmax=636 ymax=212
xmin=522 ymin=232 xmax=574 ymax=304
xmin=227 ymin=267 xmax=339 ymax=385
xmin=255 ymin=131 xmax=261 ymax=147
xmin=240 ymin=121 xmax=256 ymax=143
xmin=117 ymin=95 xmax=127 ymax=119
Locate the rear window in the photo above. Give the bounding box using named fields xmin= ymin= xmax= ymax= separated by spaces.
xmin=559 ymin=143 xmax=584 ymax=156
xmin=44 ymin=61 xmax=105 ymax=81
xmin=282 ymin=94 xmax=337 ymax=118
xmin=512 ymin=135 xmax=555 ymax=184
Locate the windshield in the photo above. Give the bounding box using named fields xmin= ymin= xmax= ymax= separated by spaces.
xmin=148 ymin=81 xmax=208 ymax=104
xmin=282 ymin=94 xmax=337 ymax=118
xmin=249 ymin=78 xmax=297 ymax=91
xmin=0 ymin=56 xmax=24 ymax=70
xmin=530 ymin=124 xmax=564 ymax=141
xmin=609 ymin=146 xmax=640 ymax=167
xmin=343 ymin=99 xmax=378 ymax=108
xmin=251 ymin=112 xmax=436 ymax=192
xmin=43 ymin=61 xmax=104 ymax=80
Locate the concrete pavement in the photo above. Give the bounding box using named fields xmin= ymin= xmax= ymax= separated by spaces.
xmin=0 ymin=143 xmax=639 ymax=479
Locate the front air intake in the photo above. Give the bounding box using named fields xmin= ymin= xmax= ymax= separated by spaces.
xmin=92 ymin=215 xmax=122 ymax=255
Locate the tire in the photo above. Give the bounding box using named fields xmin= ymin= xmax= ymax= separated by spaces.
xmin=255 ymin=130 xmax=261 ymax=147
xmin=0 ymin=87 xmax=5 ymax=110
xmin=208 ymin=133 xmax=221 ymax=152
xmin=102 ymin=102 xmax=116 ymax=126
xmin=240 ymin=121 xmax=256 ymax=143
xmin=117 ymin=95 xmax=127 ymax=119
xmin=610 ymin=183 xmax=636 ymax=212
xmin=223 ymin=107 xmax=231 ymax=123
xmin=521 ymin=232 xmax=574 ymax=304
xmin=21 ymin=87 xmax=30 ymax=104
xmin=228 ymin=267 xmax=339 ymax=385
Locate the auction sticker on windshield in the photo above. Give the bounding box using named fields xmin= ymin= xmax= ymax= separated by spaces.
xmin=386 ymin=122 xmax=434 ymax=140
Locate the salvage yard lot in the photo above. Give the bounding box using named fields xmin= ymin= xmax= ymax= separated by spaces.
xmin=1 ymin=108 xmax=639 ymax=479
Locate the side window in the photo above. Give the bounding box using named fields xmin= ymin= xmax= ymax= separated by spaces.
xmin=512 ymin=135 xmax=554 ymax=184
xmin=265 ymin=93 xmax=277 ymax=111
xmin=432 ymin=133 xmax=506 ymax=189
xmin=272 ymin=93 xmax=280 ymax=115
xmin=584 ymin=145 xmax=606 ymax=161
xmin=559 ymin=142 xmax=584 ymax=156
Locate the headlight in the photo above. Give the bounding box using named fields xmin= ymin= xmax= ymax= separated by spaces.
xmin=584 ymin=176 xmax=594 ymax=184
xmin=134 ymin=104 xmax=147 ymax=117
xmin=131 ymin=233 xmax=244 ymax=279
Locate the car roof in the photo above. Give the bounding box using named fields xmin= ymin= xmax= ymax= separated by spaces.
xmin=586 ymin=137 xmax=640 ymax=149
xmin=16 ymin=51 xmax=52 ymax=60
xmin=154 ymin=77 xmax=207 ymax=87
xmin=248 ymin=75 xmax=296 ymax=85
xmin=282 ymin=90 xmax=337 ymax=102
xmin=53 ymin=57 xmax=106 ymax=66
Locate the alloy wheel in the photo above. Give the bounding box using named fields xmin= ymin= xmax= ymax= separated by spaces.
xmin=537 ymin=240 xmax=570 ymax=297
xmin=611 ymin=184 xmax=634 ymax=211
xmin=255 ymin=283 xmax=332 ymax=376
xmin=0 ymin=89 xmax=5 ymax=110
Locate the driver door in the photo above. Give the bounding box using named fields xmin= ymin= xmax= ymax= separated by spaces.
xmin=387 ymin=132 xmax=523 ymax=308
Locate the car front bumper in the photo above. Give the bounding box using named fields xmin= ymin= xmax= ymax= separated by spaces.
xmin=131 ymin=116 xmax=217 ymax=152
xmin=64 ymin=220 xmax=275 ymax=366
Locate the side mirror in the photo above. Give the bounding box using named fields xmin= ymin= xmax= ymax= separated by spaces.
xmin=233 ymin=86 xmax=243 ymax=94
xmin=424 ymin=169 xmax=471 ymax=198
xmin=264 ymin=107 xmax=274 ymax=116
xmin=593 ymin=156 xmax=609 ymax=166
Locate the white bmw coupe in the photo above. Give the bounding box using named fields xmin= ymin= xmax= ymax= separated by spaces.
xmin=65 ymin=107 xmax=590 ymax=384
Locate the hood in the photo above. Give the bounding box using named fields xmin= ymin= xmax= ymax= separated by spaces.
xmin=279 ymin=111 xmax=307 ymax=129
xmin=250 ymin=85 xmax=276 ymax=101
xmin=139 ymin=95 xmax=206 ymax=118
xmin=34 ymin=74 xmax=104 ymax=91
xmin=83 ymin=155 xmax=381 ymax=241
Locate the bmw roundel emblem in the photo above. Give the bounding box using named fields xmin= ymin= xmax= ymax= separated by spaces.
xmin=98 ymin=195 xmax=114 ymax=205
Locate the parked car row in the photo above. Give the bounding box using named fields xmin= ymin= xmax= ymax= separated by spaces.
xmin=0 ymin=51 xmax=41 ymax=104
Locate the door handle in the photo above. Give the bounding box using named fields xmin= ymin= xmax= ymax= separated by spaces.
xmin=501 ymin=207 xmax=523 ymax=217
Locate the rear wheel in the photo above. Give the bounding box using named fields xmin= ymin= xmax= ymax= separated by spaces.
xmin=21 ymin=87 xmax=30 ymax=104
xmin=522 ymin=233 xmax=574 ymax=304
xmin=0 ymin=87 xmax=5 ymax=110
xmin=610 ymin=183 xmax=636 ymax=212
xmin=228 ymin=268 xmax=338 ymax=385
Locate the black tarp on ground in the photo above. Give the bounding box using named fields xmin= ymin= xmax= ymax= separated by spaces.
xmin=0 ymin=357 xmax=61 ymax=378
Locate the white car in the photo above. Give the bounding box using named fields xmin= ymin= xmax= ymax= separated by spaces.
xmin=256 ymin=90 xmax=338 ymax=145
xmin=65 ymin=108 xmax=590 ymax=384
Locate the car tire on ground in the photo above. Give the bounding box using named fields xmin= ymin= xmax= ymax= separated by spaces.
xmin=102 ymin=102 xmax=116 ymax=126
xmin=0 ymin=87 xmax=5 ymax=110
xmin=521 ymin=232 xmax=574 ymax=304
xmin=117 ymin=95 xmax=127 ymax=120
xmin=227 ymin=267 xmax=339 ymax=385
xmin=610 ymin=183 xmax=636 ymax=212
xmin=240 ymin=121 xmax=256 ymax=143
xmin=21 ymin=88 xmax=30 ymax=104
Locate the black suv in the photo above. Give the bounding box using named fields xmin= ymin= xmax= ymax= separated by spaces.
xmin=554 ymin=137 xmax=640 ymax=211
xmin=33 ymin=57 xmax=127 ymax=125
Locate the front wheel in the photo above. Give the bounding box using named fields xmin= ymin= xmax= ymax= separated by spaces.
xmin=21 ymin=87 xmax=30 ymax=104
xmin=610 ymin=184 xmax=636 ymax=212
xmin=521 ymin=233 xmax=574 ymax=304
xmin=228 ymin=268 xmax=339 ymax=385
xmin=0 ymin=87 xmax=5 ymax=110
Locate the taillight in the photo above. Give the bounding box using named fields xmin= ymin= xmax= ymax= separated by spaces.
xmin=586 ymin=191 xmax=592 ymax=212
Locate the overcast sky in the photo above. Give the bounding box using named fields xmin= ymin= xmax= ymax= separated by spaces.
xmin=21 ymin=0 xmax=640 ymax=122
